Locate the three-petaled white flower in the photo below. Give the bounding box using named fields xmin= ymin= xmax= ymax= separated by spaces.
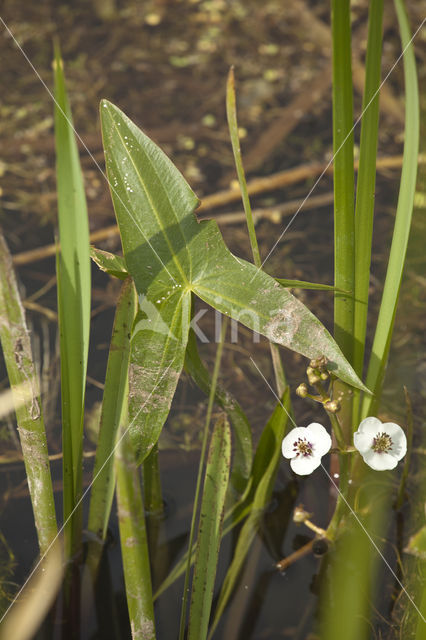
xmin=282 ymin=423 xmax=332 ymax=476
xmin=353 ymin=416 xmax=407 ymax=471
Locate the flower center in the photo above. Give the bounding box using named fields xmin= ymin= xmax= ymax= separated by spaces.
xmin=372 ymin=432 xmax=393 ymax=454
xmin=293 ymin=437 xmax=313 ymax=457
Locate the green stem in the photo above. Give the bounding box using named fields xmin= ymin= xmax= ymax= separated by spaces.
xmin=116 ymin=413 xmax=156 ymax=639
xmin=226 ymin=66 xmax=287 ymax=397
xmin=0 ymin=231 xmax=57 ymax=554
xmin=178 ymin=318 xmax=228 ymax=640
xmin=143 ymin=443 xmax=163 ymax=516
xmin=327 ymin=412 xmax=346 ymax=452
xmin=331 ymin=0 xmax=355 ymax=439
xmin=352 ymin=0 xmax=384 ymax=429
xmin=226 ymin=67 xmax=261 ymax=268
xmin=143 ymin=443 xmax=164 ymax=586
xmin=87 ymin=278 xmax=136 ymax=578
xmin=395 ymin=386 xmax=413 ymax=510
xmin=326 ymin=453 xmax=350 ymax=541
xmin=332 ymin=0 xmax=355 ymax=357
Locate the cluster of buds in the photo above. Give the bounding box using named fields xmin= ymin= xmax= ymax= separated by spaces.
xmin=308 ymin=356 xmax=330 ymax=383
xmin=295 ymin=356 xmax=341 ymax=413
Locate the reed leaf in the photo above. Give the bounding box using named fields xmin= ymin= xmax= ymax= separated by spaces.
xmin=208 ymin=391 xmax=290 ymax=638
xmin=331 ymin=0 xmax=356 ymax=438
xmin=87 ymin=277 xmax=136 ymax=573
xmin=0 ymin=231 xmax=57 ymax=554
xmin=116 ymin=421 xmax=156 ymax=640
xmin=331 ymin=0 xmax=355 ymax=358
xmin=352 ymin=0 xmax=384 ymax=427
xmin=185 ymin=326 xmax=252 ymax=495
xmin=54 ymin=44 xmax=91 ymax=555
xmin=188 ymin=415 xmax=231 ymax=640
xmin=361 ymin=0 xmax=420 ymax=418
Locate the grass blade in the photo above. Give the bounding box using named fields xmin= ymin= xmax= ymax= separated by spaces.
xmin=276 ymin=278 xmax=343 ymax=292
xmin=332 ymin=0 xmax=355 ymax=358
xmin=0 ymin=231 xmax=57 ymax=554
xmin=208 ymin=390 xmax=290 ymax=637
xmin=188 ymin=415 xmax=231 ymax=640
xmin=185 ymin=325 xmax=252 ymax=495
xmin=142 ymin=443 xmax=164 ymax=585
xmin=54 ymin=44 xmax=91 ymax=555
xmin=115 ymin=420 xmax=156 ymax=640
xmin=87 ymin=278 xmax=136 ymax=571
xmin=331 ymin=0 xmax=356 ymax=438
xmin=226 ymin=67 xmax=261 ymax=267
xmin=361 ymin=0 xmax=420 ymax=418
xmin=226 ymin=66 xmax=286 ymax=397
xmin=152 ymin=477 xmax=254 ymax=603
xmin=178 ymin=318 xmax=228 ymax=640
xmin=352 ymin=0 xmax=384 ymax=427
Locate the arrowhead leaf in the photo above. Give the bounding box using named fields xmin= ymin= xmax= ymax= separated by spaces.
xmin=100 ymin=100 xmax=368 ymax=462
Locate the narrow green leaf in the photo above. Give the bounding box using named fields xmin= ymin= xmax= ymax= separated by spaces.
xmin=90 ymin=246 xmax=129 ymax=279
xmin=332 ymin=0 xmax=355 ymax=359
xmin=209 ymin=391 xmax=290 ymax=637
xmin=142 ymin=443 xmax=164 ymax=578
xmin=276 ymin=278 xmax=343 ymax=292
xmin=395 ymin=386 xmax=413 ymax=510
xmin=100 ymin=100 xmax=368 ymax=463
xmin=352 ymin=0 xmax=384 ymax=428
xmin=115 ymin=422 xmax=156 ymax=640
xmin=54 ymin=44 xmax=91 ymax=554
xmin=331 ymin=0 xmax=356 ymax=438
xmin=0 ymin=231 xmax=57 ymax=554
xmin=178 ymin=318 xmax=228 ymax=640
xmin=185 ymin=326 xmax=252 ymax=494
xmin=361 ymin=0 xmax=420 ymax=418
xmin=87 ymin=278 xmax=136 ymax=569
xmin=226 ymin=66 xmax=287 ymax=398
xmin=143 ymin=443 xmax=163 ymax=516
xmin=152 ymin=481 xmax=254 ymax=602
xmin=188 ymin=415 xmax=231 ymax=640
xmin=226 ymin=67 xmax=261 ymax=268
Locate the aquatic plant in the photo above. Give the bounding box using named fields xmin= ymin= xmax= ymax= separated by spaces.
xmin=0 ymin=0 xmax=424 ymax=638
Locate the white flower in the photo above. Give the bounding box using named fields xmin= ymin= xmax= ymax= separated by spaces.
xmin=354 ymin=416 xmax=407 ymax=471
xmin=282 ymin=423 xmax=332 ymax=476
